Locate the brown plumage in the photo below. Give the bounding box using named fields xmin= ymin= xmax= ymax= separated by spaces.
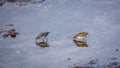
xmin=73 ymin=39 xmax=88 ymax=47
xmin=36 ymin=41 xmax=49 ymax=47
xmin=36 ymin=32 xmax=49 ymax=42
xmin=73 ymin=32 xmax=88 ymax=42
xmin=35 ymin=32 xmax=49 ymax=47
xmin=2 ymin=29 xmax=19 ymax=38
xmin=9 ymin=31 xmax=17 ymax=38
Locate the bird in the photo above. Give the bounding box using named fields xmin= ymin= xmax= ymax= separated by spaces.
xmin=7 ymin=28 xmax=16 ymax=33
xmin=73 ymin=32 xmax=88 ymax=42
xmin=3 ymin=28 xmax=19 ymax=38
xmin=36 ymin=32 xmax=50 ymax=42
xmin=8 ymin=30 xmax=19 ymax=38
xmin=36 ymin=40 xmax=48 ymax=47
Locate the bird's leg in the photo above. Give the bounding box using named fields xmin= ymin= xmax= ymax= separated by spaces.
xmin=82 ymin=38 xmax=84 ymax=42
xmin=84 ymin=38 xmax=86 ymax=43
xmin=43 ymin=38 xmax=48 ymax=43
xmin=84 ymin=37 xmax=87 ymax=43
xmin=36 ymin=39 xmax=38 ymax=44
xmin=43 ymin=38 xmax=45 ymax=42
xmin=82 ymin=38 xmax=85 ymax=42
xmin=80 ymin=38 xmax=82 ymax=42
xmin=46 ymin=38 xmax=48 ymax=43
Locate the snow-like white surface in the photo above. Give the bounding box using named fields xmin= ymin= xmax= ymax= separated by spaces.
xmin=0 ymin=0 xmax=120 ymax=68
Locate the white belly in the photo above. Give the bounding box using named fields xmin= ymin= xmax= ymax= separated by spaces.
xmin=77 ymin=37 xmax=85 ymax=39
xmin=74 ymin=37 xmax=85 ymax=41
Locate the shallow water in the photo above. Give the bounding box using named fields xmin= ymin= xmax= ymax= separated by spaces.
xmin=0 ymin=0 xmax=120 ymax=68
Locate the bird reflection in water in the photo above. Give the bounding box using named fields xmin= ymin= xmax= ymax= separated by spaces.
xmin=73 ymin=32 xmax=88 ymax=47
xmin=35 ymin=32 xmax=50 ymax=47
